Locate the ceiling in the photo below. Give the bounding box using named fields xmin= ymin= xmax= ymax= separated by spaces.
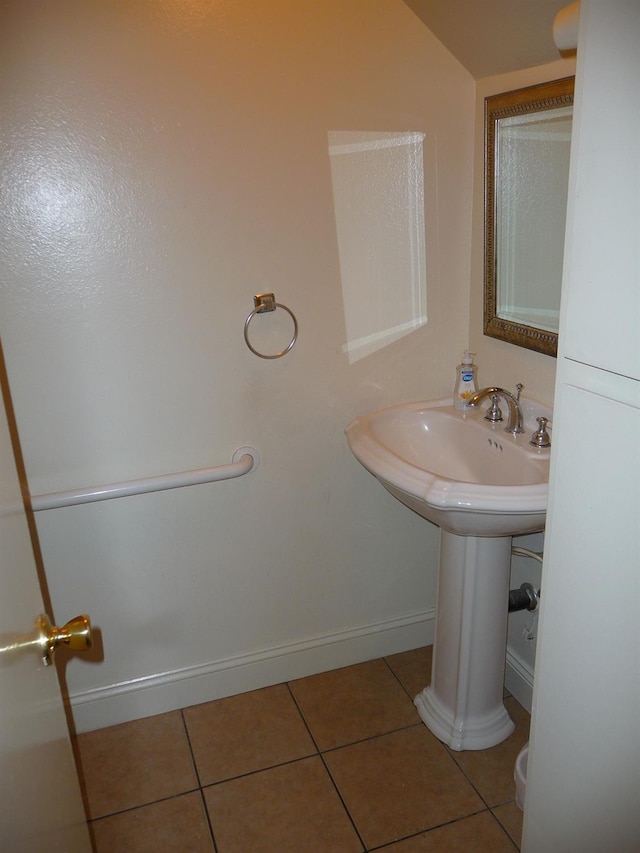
xmin=403 ymin=0 xmax=572 ymax=78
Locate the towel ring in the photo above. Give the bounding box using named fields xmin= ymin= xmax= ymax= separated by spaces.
xmin=244 ymin=293 xmax=298 ymax=359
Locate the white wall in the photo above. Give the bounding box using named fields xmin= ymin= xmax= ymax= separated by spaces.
xmin=0 ymin=0 xmax=476 ymax=731
xmin=470 ymin=57 xmax=575 ymax=708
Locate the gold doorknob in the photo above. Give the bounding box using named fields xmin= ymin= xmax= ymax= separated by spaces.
xmin=37 ymin=613 xmax=92 ymax=666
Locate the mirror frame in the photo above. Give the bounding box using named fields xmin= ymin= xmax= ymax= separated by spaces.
xmin=484 ymin=77 xmax=575 ymax=358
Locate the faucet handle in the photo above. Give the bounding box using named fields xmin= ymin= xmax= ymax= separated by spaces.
xmin=484 ymin=394 xmax=503 ymax=423
xmin=530 ymin=416 xmax=551 ymax=448
xmin=515 ymin=383 xmax=524 ymax=402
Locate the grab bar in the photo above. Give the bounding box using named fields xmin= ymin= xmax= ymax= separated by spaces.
xmin=31 ymin=446 xmax=260 ymax=512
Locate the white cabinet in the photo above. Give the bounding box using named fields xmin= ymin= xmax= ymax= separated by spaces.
xmin=560 ymin=0 xmax=640 ymax=380
xmin=524 ymin=380 xmax=640 ymax=851
xmin=523 ymin=3 xmax=640 ymax=851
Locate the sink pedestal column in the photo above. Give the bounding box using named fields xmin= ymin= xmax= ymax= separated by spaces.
xmin=415 ymin=531 xmax=515 ymax=751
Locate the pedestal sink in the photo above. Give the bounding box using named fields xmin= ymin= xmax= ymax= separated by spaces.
xmin=345 ymin=396 xmax=551 ymax=750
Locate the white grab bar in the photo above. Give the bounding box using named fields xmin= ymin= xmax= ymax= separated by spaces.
xmin=31 ymin=446 xmax=260 ymax=512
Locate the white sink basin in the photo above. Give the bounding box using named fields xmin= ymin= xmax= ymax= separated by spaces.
xmin=345 ymin=397 xmax=551 ymax=536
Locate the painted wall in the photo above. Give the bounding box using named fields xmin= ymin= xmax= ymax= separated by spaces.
xmin=470 ymin=57 xmax=576 ymax=709
xmin=0 ymin=0 xmax=476 ymax=731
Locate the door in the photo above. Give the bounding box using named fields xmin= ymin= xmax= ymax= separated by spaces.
xmin=0 ymin=375 xmax=91 ymax=850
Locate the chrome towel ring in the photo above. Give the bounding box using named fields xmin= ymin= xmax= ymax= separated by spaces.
xmin=244 ymin=293 xmax=298 ymax=359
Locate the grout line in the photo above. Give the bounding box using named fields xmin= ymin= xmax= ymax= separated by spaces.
xmin=364 ymin=808 xmax=492 ymax=852
xmin=381 ymin=654 xmax=420 ymax=704
xmin=179 ymin=708 xmax=203 ymax=788
xmin=286 ymin=682 xmax=368 ymax=852
xmin=488 ymin=807 xmax=521 ymax=851
xmin=316 ymin=749 xmax=368 ymax=853
xmin=442 ymin=745 xmax=494 ymax=809
xmin=284 ymin=682 xmax=321 ymax=754
xmin=179 ymin=709 xmax=219 ymax=851
xmin=88 ymin=787 xmax=201 ymax=823
xmin=198 ymin=788 xmax=219 ymax=853
xmin=318 ymin=720 xmax=425 ymax=756
xmin=198 ymin=752 xmax=319 ymax=790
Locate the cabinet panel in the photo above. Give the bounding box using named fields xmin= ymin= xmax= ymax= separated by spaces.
xmin=561 ymin=2 xmax=640 ymax=379
xmin=525 ymin=382 xmax=640 ymax=850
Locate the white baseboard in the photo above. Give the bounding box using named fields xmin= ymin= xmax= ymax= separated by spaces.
xmin=68 ymin=609 xmax=435 ymax=733
xmin=505 ymin=647 xmax=535 ymax=713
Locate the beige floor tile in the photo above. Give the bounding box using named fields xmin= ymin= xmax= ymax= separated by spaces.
xmin=385 ymin=645 xmax=433 ymax=699
xmin=493 ymin=801 xmax=524 ymax=849
xmin=204 ymin=756 xmax=363 ymax=853
xmin=289 ymin=658 xmax=420 ymax=750
xmin=447 ymin=696 xmax=530 ymax=807
xmin=77 ymin=654 xmax=525 ymax=852
xmin=183 ymin=683 xmax=316 ymax=785
xmin=75 ymin=711 xmax=198 ymax=819
xmin=324 ymin=725 xmax=484 ymax=850
xmin=91 ymin=791 xmax=214 ymax=852
xmin=380 ymin=810 xmax=517 ymax=851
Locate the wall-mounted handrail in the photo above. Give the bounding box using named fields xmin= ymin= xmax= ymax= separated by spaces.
xmin=31 ymin=446 xmax=260 ymax=512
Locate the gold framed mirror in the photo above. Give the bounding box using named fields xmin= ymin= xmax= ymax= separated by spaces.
xmin=484 ymin=77 xmax=574 ymax=357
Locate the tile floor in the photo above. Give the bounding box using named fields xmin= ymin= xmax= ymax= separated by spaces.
xmin=73 ymin=646 xmax=529 ymax=852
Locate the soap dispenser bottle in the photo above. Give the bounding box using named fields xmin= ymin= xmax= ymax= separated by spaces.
xmin=453 ymin=351 xmax=477 ymax=410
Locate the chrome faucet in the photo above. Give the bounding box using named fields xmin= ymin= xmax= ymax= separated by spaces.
xmin=467 ymin=386 xmax=525 ymax=435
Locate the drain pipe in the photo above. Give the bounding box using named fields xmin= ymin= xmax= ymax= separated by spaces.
xmin=509 ymin=547 xmax=542 ymax=613
xmin=509 ymin=582 xmax=540 ymax=613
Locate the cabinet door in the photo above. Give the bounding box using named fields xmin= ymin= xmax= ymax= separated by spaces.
xmin=524 ymin=382 xmax=640 ymax=851
xmin=561 ymin=1 xmax=640 ymax=379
